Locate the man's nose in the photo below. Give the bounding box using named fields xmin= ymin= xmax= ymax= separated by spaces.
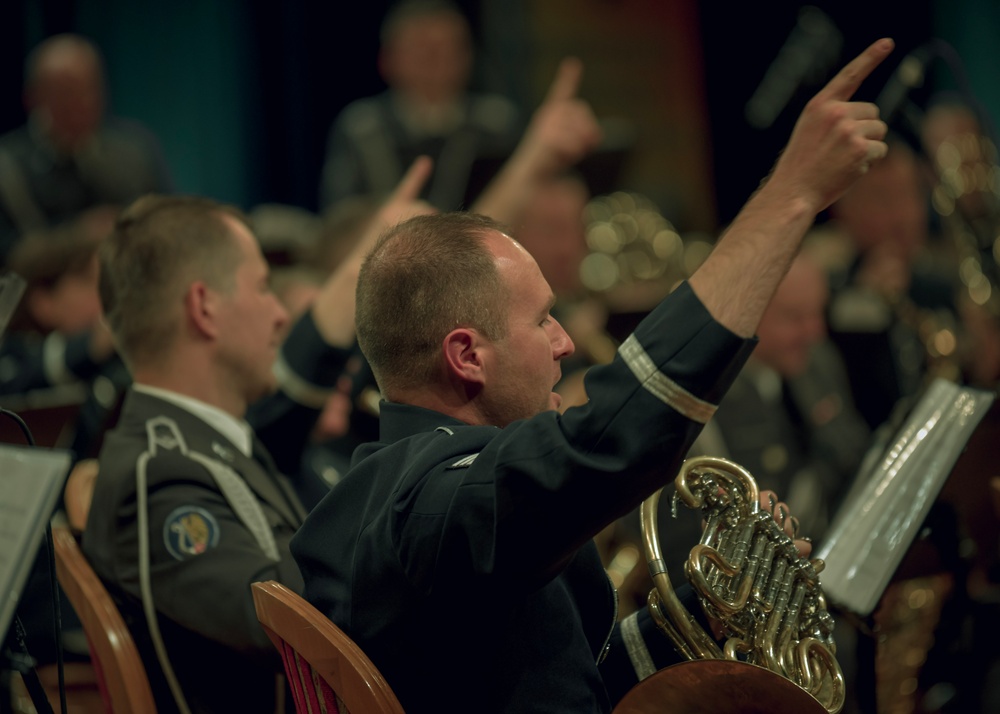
xmin=552 ymin=318 xmax=575 ymax=359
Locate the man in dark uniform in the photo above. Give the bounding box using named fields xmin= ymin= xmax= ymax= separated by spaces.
xmin=827 ymin=139 xmax=960 ymax=430
xmin=291 ymin=39 xmax=895 ymax=713
xmin=82 ymin=52 xmax=601 ymax=709
xmin=0 ymin=34 xmax=172 ymax=263
xmin=80 ymin=187 xmax=407 ymax=712
xmin=319 ymin=0 xmax=521 ymax=212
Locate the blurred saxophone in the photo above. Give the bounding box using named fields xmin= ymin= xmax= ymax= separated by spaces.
xmin=924 ymin=105 xmax=1000 ymax=319
xmin=920 ymin=103 xmax=1000 ymax=387
xmin=641 ymin=456 xmax=845 ymax=713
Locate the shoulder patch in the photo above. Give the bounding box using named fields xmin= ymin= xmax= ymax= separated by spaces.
xmin=447 ymin=453 xmax=479 ymax=469
xmin=163 ymin=506 xmax=220 ymax=560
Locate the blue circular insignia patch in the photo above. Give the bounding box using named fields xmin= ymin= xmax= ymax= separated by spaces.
xmin=163 ymin=506 xmax=220 ymax=560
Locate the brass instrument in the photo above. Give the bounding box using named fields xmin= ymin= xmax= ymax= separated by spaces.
xmin=640 ymin=456 xmax=845 ymax=713
xmin=920 ymin=104 xmax=1000 ymax=388
xmin=928 ymin=123 xmax=1000 ymax=319
xmin=580 ymin=191 xmax=713 ymax=314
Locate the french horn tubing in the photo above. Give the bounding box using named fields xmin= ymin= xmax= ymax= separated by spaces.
xmin=641 ymin=456 xmax=846 ymax=713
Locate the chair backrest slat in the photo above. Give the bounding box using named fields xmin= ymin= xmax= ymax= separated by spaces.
xmin=251 ymin=580 xmax=405 ymax=714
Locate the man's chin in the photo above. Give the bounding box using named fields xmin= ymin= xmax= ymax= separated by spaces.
xmin=247 ymin=379 xmax=280 ymax=408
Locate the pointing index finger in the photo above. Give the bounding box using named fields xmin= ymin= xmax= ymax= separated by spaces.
xmin=391 ymin=155 xmax=433 ymax=203
xmin=819 ymin=38 xmax=894 ymax=102
xmin=544 ymin=57 xmax=583 ymax=103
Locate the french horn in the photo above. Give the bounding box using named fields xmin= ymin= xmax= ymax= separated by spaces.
xmin=639 ymin=456 xmax=845 ymax=713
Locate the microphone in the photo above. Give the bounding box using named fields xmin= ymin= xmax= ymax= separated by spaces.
xmin=744 ymin=6 xmax=843 ymax=130
xmin=875 ymin=44 xmax=936 ymax=129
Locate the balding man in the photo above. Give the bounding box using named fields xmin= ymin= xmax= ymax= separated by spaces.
xmin=0 ymin=34 xmax=172 ymax=261
xmin=293 ymin=40 xmax=895 ymax=713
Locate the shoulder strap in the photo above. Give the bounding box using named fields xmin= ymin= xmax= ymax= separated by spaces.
xmin=135 ymin=415 xmax=281 ymax=714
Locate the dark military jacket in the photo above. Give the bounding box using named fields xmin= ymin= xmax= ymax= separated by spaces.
xmin=83 ymin=313 xmax=347 ymax=713
xmin=292 ymin=282 xmax=755 ymax=713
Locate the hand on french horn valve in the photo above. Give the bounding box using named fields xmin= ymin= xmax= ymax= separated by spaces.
xmin=759 ymin=489 xmax=812 ymax=559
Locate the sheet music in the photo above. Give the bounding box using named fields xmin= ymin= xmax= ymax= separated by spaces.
xmin=817 ymin=379 xmax=995 ymax=615
xmin=0 ymin=444 xmax=72 ymax=640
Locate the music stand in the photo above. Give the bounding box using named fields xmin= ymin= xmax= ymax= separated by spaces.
xmin=0 ymin=444 xmax=72 ymax=641
xmin=817 ymin=378 xmax=995 ymax=615
xmin=817 ymin=378 xmax=996 ymax=713
xmin=0 ymin=444 xmax=72 ymax=642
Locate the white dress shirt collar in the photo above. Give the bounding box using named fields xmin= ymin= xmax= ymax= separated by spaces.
xmin=132 ymin=384 xmax=254 ymax=458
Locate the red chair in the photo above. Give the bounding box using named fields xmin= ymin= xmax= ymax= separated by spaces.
xmin=251 ymin=580 xmax=405 ymax=714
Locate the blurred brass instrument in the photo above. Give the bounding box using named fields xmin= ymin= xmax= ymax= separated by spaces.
xmin=919 ymin=108 xmax=1000 ymax=388
xmin=928 ymin=125 xmax=1000 ymax=319
xmin=581 ymin=191 xmax=712 ymax=311
xmin=641 ymin=456 xmax=845 ymax=713
xmin=575 ymin=191 xmax=712 ymax=369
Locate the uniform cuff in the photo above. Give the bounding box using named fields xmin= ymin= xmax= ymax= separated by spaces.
xmin=274 ymin=311 xmax=352 ymax=408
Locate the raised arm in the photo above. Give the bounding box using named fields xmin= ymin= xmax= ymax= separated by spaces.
xmin=689 ymin=38 xmax=894 ymax=337
xmin=472 ymin=58 xmax=602 ymax=225
xmin=310 ymin=156 xmax=435 ymax=347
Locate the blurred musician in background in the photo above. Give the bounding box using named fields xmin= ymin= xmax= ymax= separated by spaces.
xmin=0 ymin=34 xmax=172 ymax=264
xmin=319 ymin=0 xmax=521 ymax=212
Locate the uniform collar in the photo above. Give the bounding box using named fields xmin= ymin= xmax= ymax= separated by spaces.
xmin=377 ymin=401 xmax=477 ymax=443
xmin=132 ymin=383 xmax=254 ymax=457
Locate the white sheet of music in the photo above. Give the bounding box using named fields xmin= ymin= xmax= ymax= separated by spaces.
xmin=0 ymin=444 xmax=72 ymax=640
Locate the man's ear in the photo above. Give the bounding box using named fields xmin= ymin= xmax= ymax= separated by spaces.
xmin=442 ymin=328 xmax=486 ymax=385
xmin=185 ymin=281 xmax=219 ymax=339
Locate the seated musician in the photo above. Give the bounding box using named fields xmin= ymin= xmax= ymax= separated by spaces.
xmin=291 ymin=39 xmax=895 ymax=713
xmin=80 ymin=51 xmax=607 ymax=713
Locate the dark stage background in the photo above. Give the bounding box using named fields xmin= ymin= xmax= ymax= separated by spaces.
xmin=1 ymin=0 xmax=997 ymax=234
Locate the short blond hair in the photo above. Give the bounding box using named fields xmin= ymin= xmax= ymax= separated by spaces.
xmin=99 ymin=195 xmax=248 ymax=369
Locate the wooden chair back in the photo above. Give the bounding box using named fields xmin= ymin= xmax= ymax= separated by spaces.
xmin=64 ymin=458 xmax=99 ymax=534
xmin=52 ymin=526 xmax=157 ymax=713
xmin=251 ymin=580 xmax=404 ymax=714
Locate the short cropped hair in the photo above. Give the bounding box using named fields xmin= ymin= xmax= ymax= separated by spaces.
xmin=356 ymin=212 xmax=510 ymax=396
xmin=99 ymin=195 xmax=247 ymax=369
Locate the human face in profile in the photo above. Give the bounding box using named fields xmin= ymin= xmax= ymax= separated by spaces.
xmin=479 ymin=232 xmax=575 ymax=426
xmin=214 ymin=217 xmax=290 ymax=407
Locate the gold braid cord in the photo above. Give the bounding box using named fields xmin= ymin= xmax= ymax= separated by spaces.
xmin=641 ymin=456 xmax=846 ymax=713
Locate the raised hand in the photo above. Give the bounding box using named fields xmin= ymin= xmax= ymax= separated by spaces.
xmin=769 ymin=38 xmax=895 ymax=212
xmin=472 ymin=59 xmax=601 ymax=225
xmin=371 ymin=155 xmax=436 ymax=233
xmin=519 ymin=57 xmax=603 ymax=177
xmin=311 ymin=157 xmax=435 ymax=346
